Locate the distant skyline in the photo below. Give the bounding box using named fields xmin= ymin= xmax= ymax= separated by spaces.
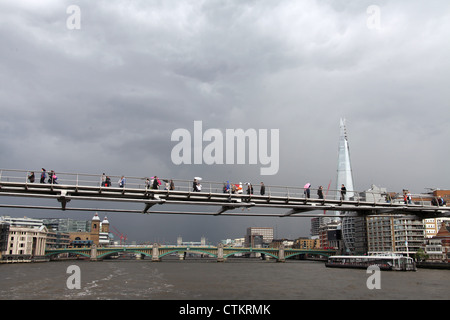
xmin=1 ymin=1 xmax=450 ymax=243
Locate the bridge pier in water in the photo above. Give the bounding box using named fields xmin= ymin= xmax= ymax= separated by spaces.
xmin=152 ymin=243 xmax=160 ymax=262
xmin=277 ymin=245 xmax=285 ymax=263
xmin=217 ymin=243 xmax=224 ymax=262
xmin=90 ymin=245 xmax=98 ymax=261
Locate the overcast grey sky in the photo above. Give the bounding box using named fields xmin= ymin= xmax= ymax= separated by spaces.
xmin=1 ymin=0 xmax=450 ymax=243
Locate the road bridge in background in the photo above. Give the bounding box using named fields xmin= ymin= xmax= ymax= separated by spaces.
xmin=45 ymin=244 xmax=336 ymax=262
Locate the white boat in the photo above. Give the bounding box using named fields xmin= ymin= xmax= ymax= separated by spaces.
xmin=326 ymin=254 xmax=417 ymax=271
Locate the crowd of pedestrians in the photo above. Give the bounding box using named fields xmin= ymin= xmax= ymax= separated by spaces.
xmin=23 ymin=168 xmax=447 ymax=205
xmin=27 ymin=168 xmax=351 ymax=201
xmin=28 ymin=168 xmax=58 ymax=184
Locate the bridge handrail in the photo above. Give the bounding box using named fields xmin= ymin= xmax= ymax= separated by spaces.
xmin=0 ymin=168 xmax=442 ymax=205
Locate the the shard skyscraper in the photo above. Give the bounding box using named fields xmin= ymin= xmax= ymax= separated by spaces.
xmin=336 ymin=118 xmax=359 ymax=253
xmin=336 ymin=118 xmax=355 ymax=203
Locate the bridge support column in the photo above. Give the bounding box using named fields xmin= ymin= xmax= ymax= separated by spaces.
xmin=277 ymin=245 xmax=285 ymax=263
xmin=152 ymin=243 xmax=160 ymax=262
xmin=90 ymin=244 xmax=98 ymax=261
xmin=217 ymin=243 xmax=224 ymax=262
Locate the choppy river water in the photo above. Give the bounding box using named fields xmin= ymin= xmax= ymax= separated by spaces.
xmin=1 ymin=258 xmax=448 ymax=300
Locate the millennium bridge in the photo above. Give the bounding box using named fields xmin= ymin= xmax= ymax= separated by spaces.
xmin=0 ymin=169 xmax=449 ymax=218
xmin=45 ymin=244 xmax=336 ymax=262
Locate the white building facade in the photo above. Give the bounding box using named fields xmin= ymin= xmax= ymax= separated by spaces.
xmin=0 ymin=216 xmax=48 ymax=262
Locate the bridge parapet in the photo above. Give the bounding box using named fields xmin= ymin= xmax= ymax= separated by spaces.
xmin=45 ymin=245 xmax=336 ymax=262
xmin=1 ymin=169 xmax=449 ymax=218
xmin=0 ymin=168 xmax=425 ymax=204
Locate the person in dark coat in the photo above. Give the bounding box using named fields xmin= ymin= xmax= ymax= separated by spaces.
xmin=260 ymin=182 xmax=265 ymax=196
xmin=340 ymin=184 xmax=347 ymax=200
xmin=193 ymin=179 xmax=199 ymax=192
xmin=40 ymin=168 xmax=46 ymax=183
xmin=317 ymin=186 xmax=324 ymax=199
xmin=152 ymin=176 xmax=161 ymax=189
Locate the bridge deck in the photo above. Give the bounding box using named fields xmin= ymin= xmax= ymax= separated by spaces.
xmin=1 ymin=169 xmax=449 ymax=218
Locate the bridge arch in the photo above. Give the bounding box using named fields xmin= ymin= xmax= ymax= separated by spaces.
xmin=96 ymin=249 xmax=152 ymax=259
xmin=96 ymin=247 xmax=155 ymax=259
xmin=158 ymin=248 xmax=218 ymax=259
xmin=45 ymin=250 xmax=90 ymax=258
xmin=284 ymin=251 xmax=332 ymax=260
xmin=223 ymin=249 xmax=279 ymax=260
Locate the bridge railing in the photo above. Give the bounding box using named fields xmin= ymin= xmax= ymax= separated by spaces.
xmin=0 ymin=168 xmax=441 ymax=206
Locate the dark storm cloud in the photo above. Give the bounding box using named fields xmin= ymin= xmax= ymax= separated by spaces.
xmin=1 ymin=0 xmax=450 ymax=242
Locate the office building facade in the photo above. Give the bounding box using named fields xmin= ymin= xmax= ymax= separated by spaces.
xmin=245 ymin=227 xmax=274 ymax=247
xmin=367 ymin=216 xmax=424 ymax=256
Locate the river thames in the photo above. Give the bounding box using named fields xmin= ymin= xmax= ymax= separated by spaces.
xmin=0 ymin=258 xmax=448 ymax=300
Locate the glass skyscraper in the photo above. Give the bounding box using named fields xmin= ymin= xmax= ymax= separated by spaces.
xmin=336 ymin=118 xmax=355 ymax=202
xmin=336 ymin=118 xmax=359 ymax=253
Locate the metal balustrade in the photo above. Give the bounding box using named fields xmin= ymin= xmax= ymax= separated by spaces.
xmin=0 ymin=168 xmax=449 ymax=218
xmin=0 ymin=168 xmax=419 ymax=201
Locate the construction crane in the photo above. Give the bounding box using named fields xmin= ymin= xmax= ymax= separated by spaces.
xmin=111 ymin=226 xmax=127 ymax=245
